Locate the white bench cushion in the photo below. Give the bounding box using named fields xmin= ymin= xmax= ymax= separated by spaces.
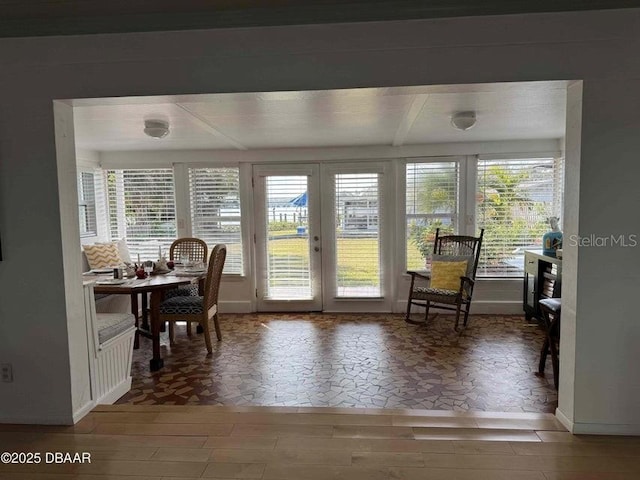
xmin=96 ymin=313 xmax=135 ymax=344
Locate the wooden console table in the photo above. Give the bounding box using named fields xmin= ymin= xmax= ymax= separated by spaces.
xmin=523 ymin=250 xmax=562 ymax=322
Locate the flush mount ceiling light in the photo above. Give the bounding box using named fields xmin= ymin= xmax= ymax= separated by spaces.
xmin=451 ymin=111 xmax=477 ymax=131
xmin=144 ymin=119 xmax=170 ymax=139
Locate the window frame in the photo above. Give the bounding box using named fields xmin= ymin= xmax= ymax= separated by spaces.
xmin=77 ymin=169 xmax=98 ymax=238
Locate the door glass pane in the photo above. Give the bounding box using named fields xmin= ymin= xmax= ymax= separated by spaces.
xmin=265 ymin=176 xmax=311 ymax=299
xmin=334 ymin=173 xmax=380 ymax=297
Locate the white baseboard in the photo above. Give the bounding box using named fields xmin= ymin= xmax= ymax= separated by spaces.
xmin=555 ymin=408 xmax=640 ymax=435
xmin=394 ymin=300 xmax=523 ymax=315
xmin=97 ymin=378 xmax=132 ymax=405
xmin=471 ymin=301 xmax=523 ymax=315
xmin=218 ymin=300 xmax=252 ymax=313
xmin=555 ymin=407 xmax=574 ymax=432
xmin=73 ymin=400 xmax=96 ymax=424
xmin=572 ymin=423 xmax=640 ymax=435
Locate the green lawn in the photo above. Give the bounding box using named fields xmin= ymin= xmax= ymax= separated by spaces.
xmin=267 ymin=233 xmax=425 ymax=284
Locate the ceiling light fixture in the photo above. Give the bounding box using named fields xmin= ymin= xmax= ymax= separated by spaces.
xmin=144 ymin=119 xmax=170 ymax=139
xmin=451 ymin=111 xmax=477 ymax=131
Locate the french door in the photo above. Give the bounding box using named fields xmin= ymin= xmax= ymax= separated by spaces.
xmin=254 ymin=165 xmax=323 ymax=311
xmin=253 ymin=163 xmax=392 ymax=312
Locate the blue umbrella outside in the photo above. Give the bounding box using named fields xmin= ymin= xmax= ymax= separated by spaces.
xmin=288 ymin=191 xmax=307 ymax=207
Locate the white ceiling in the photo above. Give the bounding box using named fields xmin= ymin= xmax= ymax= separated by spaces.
xmin=72 ymin=81 xmax=567 ymax=152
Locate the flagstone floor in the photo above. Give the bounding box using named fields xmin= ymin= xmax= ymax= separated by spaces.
xmin=117 ymin=313 xmax=557 ymax=413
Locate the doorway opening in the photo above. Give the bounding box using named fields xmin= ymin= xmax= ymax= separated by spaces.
xmin=66 ymin=80 xmax=568 ymax=414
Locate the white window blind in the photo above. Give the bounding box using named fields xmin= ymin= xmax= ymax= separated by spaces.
xmin=476 ymin=157 xmax=564 ymax=277
xmin=107 ymin=169 xmax=177 ymax=261
xmin=334 ymin=173 xmax=381 ymax=297
xmin=78 ymin=171 xmax=97 ymax=237
xmin=189 ymin=167 xmax=243 ymax=275
xmin=405 ymin=161 xmax=459 ymax=270
xmin=265 ymin=175 xmax=312 ymax=300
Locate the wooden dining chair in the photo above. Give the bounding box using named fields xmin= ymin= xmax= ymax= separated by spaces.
xmin=159 ymin=244 xmax=226 ymax=353
xmin=169 ymin=237 xmax=208 ymax=265
xmin=166 ymin=237 xmax=209 ymax=335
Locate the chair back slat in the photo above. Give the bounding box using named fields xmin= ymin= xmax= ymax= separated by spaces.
xmin=204 ymin=244 xmax=227 ymax=311
xmin=170 ymin=237 xmax=208 ymax=264
xmin=433 ymin=228 xmax=485 ymax=282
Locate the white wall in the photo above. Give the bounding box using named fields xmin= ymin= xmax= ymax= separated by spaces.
xmin=0 ymin=8 xmax=639 ymax=430
xmin=560 ymin=79 xmax=640 ymax=434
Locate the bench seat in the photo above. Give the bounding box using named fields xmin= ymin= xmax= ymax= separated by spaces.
xmin=96 ymin=313 xmax=135 ymax=345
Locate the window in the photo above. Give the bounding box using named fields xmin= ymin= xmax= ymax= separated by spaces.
xmin=405 ymin=161 xmax=459 ymax=270
xmin=189 ymin=167 xmax=243 ymax=275
xmin=107 ymin=169 xmax=176 ymax=261
xmin=476 ymin=157 xmax=564 ymax=277
xmin=78 ymin=171 xmax=97 ymax=237
xmin=334 ymin=173 xmax=381 ymax=297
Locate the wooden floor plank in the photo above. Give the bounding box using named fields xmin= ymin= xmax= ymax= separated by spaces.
xmin=332 ymin=425 xmax=414 ymax=439
xmin=352 ymin=451 xmax=425 ymax=467
xmin=0 ymin=460 xmax=207 ymax=477
xmin=387 ymin=467 xmax=546 ymax=480
xmin=94 ymin=423 xmax=234 ymax=437
xmin=201 ymin=462 xmax=265 ymax=478
xmin=210 ymin=447 xmax=352 ymax=465
xmin=275 ymin=436 xmax=456 ymax=453
xmin=413 ymin=427 xmax=542 ymax=442
xmin=231 ymin=423 xmax=333 ymax=438
xmin=153 ymin=412 xmax=394 ymax=426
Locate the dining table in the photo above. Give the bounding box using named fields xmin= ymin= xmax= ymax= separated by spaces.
xmin=90 ymin=271 xmax=204 ymax=371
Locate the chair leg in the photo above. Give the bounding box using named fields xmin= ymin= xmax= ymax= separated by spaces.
xmin=168 ymin=322 xmax=176 ymax=345
xmin=548 ymin=316 xmax=560 ymax=390
xmin=424 ymin=301 xmax=431 ymax=322
xmin=454 ymin=302 xmax=462 ymax=332
xmin=405 ymin=295 xmax=413 ymax=322
xmin=201 ymin=316 xmax=213 ymax=354
xmin=212 ymin=313 xmax=222 ymax=341
xmin=186 ymin=322 xmax=192 ymax=336
xmin=538 ymin=337 xmax=550 ymax=374
xmin=462 ymin=304 xmax=471 ymax=328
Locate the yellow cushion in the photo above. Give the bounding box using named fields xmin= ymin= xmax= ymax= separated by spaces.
xmin=430 ymin=260 xmax=468 ymax=291
xmin=83 ymin=243 xmax=123 ymax=269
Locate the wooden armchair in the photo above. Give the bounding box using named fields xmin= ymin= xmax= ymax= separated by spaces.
xmin=405 ymin=228 xmax=484 ymax=333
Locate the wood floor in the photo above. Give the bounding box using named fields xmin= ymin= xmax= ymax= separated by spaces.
xmin=1 ymin=405 xmax=639 ymax=479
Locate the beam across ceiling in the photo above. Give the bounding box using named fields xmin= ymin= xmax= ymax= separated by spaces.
xmin=1 ymin=1 xmax=638 ymax=37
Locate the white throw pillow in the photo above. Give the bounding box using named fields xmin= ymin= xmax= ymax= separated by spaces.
xmin=115 ymin=238 xmax=132 ymax=264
